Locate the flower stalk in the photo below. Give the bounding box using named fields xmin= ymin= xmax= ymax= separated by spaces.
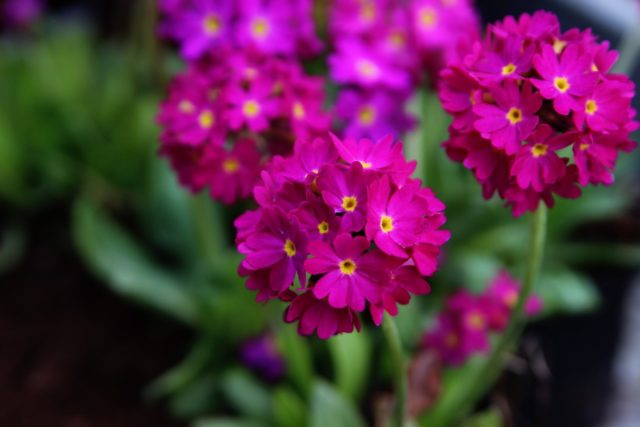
xmin=382 ymin=313 xmax=408 ymax=427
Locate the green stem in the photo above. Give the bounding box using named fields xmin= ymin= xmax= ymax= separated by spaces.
xmin=189 ymin=195 xmax=225 ymax=274
xmin=382 ymin=313 xmax=408 ymax=427
xmin=454 ymin=205 xmax=548 ymax=422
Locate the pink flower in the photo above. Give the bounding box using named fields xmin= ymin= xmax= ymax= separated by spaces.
xmin=235 ymin=0 xmax=295 ymax=55
xmin=472 ymin=37 xmax=535 ymax=83
xmin=531 ymin=44 xmax=598 ymax=115
xmin=439 ymin=66 xmax=480 ymax=132
xmin=365 ymin=176 xmax=425 ymax=257
xmin=511 ymin=125 xmax=572 ymax=191
xmin=572 ymin=131 xmax=635 ymax=186
xmin=305 ymin=234 xmax=387 ymax=311
xmin=485 ymin=270 xmax=543 ymax=331
xmin=227 ymin=80 xmax=280 ymax=132
xmin=209 ymin=138 xmax=262 ymax=204
xmin=573 ymin=80 xmax=634 ymax=132
xmin=239 ymin=207 xmax=308 ymax=293
xmin=318 ymin=163 xmax=370 ymax=233
xmin=474 ymin=81 xmax=542 ymax=155
xmin=284 ymin=291 xmax=361 ymax=340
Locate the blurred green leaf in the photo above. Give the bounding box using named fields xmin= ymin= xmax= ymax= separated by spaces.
xmin=220 ymin=370 xmax=272 ymax=421
xmin=328 ymin=330 xmax=370 ymax=402
xmin=169 ymin=373 xmax=220 ymax=419
xmin=194 ymin=419 xmax=267 ymax=427
xmin=273 ymin=387 xmax=307 ymax=427
xmin=536 ymin=268 xmax=600 ymax=316
xmin=459 ymin=408 xmax=502 ymax=427
xmin=309 ymin=381 xmax=366 ymax=427
xmin=276 ymin=325 xmax=314 ymax=396
xmin=72 ymin=198 xmax=198 ymax=324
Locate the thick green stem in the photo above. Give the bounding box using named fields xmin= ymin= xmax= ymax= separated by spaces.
xmin=382 ymin=313 xmax=408 ymax=427
xmin=451 ymin=205 xmax=548 ymax=423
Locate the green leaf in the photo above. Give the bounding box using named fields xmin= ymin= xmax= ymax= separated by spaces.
xmin=220 ymin=370 xmax=272 ymax=421
xmin=168 ymin=373 xmax=220 ymax=419
xmin=460 ymin=408 xmax=502 ymax=427
xmin=309 ymin=381 xmax=366 ymax=427
xmin=194 ymin=418 xmax=268 ymax=427
xmin=328 ymin=330 xmax=370 ymax=402
xmin=72 ymin=198 xmax=198 ymax=324
xmin=273 ymin=387 xmax=307 ymax=427
xmin=276 ymin=325 xmax=314 ymax=395
xmin=535 ymin=268 xmax=600 ymax=316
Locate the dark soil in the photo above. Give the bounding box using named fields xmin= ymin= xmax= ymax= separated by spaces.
xmin=0 ymin=208 xmax=190 ymax=427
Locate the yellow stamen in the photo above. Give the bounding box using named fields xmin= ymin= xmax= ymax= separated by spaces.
xmin=531 ymin=143 xmax=548 ymax=158
xmin=467 ymin=313 xmax=485 ymax=330
xmin=242 ymin=100 xmax=261 ymax=118
xmin=361 ymin=3 xmax=375 ymax=22
xmin=198 ymin=110 xmax=215 ymax=129
xmin=380 ymin=215 xmax=394 ymax=233
xmin=506 ymin=107 xmax=523 ymax=125
xmin=591 ymin=63 xmax=599 ymax=72
xmin=419 ymin=7 xmax=437 ymax=28
xmin=342 ymin=196 xmax=358 ymax=212
xmin=292 ymin=102 xmax=305 ymax=119
xmin=501 ymin=63 xmax=517 ymax=76
xmin=339 ymin=258 xmax=357 ymax=275
xmin=223 ymin=158 xmax=239 ymax=173
xmin=579 ymin=143 xmax=590 ymax=151
xmin=389 ymin=31 xmax=405 ymax=47
xmin=585 ymin=99 xmax=598 ymax=115
xmin=317 ymin=221 xmax=330 ymax=235
xmin=554 ymin=77 xmax=570 ymax=93
xmin=553 ymin=38 xmax=567 ymax=54
xmin=202 ymin=14 xmax=221 ymax=35
xmin=178 ymin=100 xmax=195 ymax=114
xmin=359 ymin=161 xmax=372 ymax=169
xmin=504 ymin=291 xmax=518 ymax=307
xmin=358 ymin=106 xmax=376 ymax=125
xmin=251 ymin=17 xmax=270 ymax=39
xmin=283 ymin=239 xmax=296 ymax=257
xmin=356 ymin=59 xmax=379 ymax=78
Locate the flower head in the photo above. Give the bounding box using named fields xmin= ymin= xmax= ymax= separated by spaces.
xmin=236 ymin=134 xmax=449 ymax=339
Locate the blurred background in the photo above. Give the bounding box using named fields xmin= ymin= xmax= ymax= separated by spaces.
xmin=0 ymin=1 xmax=638 ymax=427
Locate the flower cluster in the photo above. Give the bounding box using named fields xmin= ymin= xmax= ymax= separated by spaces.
xmin=440 ymin=10 xmax=638 ymax=216
xmin=158 ymin=0 xmax=321 ymax=60
xmin=157 ymin=50 xmax=331 ymax=204
xmin=2 ymin=0 xmax=42 ymax=28
xmin=423 ymin=271 xmax=542 ymax=365
xmin=235 ymin=134 xmax=450 ymax=339
xmin=240 ymin=333 xmax=285 ymax=382
xmin=329 ymin=0 xmax=480 ymax=139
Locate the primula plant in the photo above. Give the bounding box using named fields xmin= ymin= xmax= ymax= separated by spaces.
xmin=6 ymin=2 xmax=636 ymax=427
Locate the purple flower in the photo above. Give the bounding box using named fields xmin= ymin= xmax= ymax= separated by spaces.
xmin=2 ymin=0 xmax=42 ymax=28
xmin=240 ymin=334 xmax=286 ymax=382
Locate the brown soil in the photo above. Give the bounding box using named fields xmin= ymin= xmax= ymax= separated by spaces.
xmin=0 ymin=209 xmax=190 ymax=427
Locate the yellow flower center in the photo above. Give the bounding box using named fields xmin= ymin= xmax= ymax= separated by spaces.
xmin=467 ymin=313 xmax=486 ymax=330
xmin=356 ymin=59 xmax=379 ymax=78
xmin=554 ymin=77 xmax=570 ymax=93
xmin=339 ymin=258 xmax=357 ymax=275
xmin=553 ymin=38 xmax=567 ymax=54
xmin=342 ymin=196 xmax=358 ymax=212
xmin=202 ymin=14 xmax=221 ymax=35
xmin=250 ymin=17 xmax=270 ymax=39
xmin=198 ymin=110 xmax=215 ymax=129
xmin=501 ymin=63 xmax=517 ymax=76
xmin=380 ymin=215 xmax=394 ymax=233
xmin=419 ymin=7 xmax=438 ymax=28
xmin=389 ymin=31 xmax=405 ymax=47
xmin=357 ymin=106 xmax=376 ymax=125
xmin=504 ymin=291 xmax=518 ymax=307
xmin=361 ymin=3 xmax=376 ymax=22
xmin=445 ymin=333 xmax=459 ymax=348
xmin=317 ymin=221 xmax=330 ymax=235
xmin=506 ymin=107 xmax=523 ymax=125
xmin=283 ymin=239 xmax=296 ymax=257
xmin=178 ymin=100 xmax=195 ymax=114
xmin=244 ymin=67 xmax=258 ymax=80
xmin=292 ymin=102 xmax=305 ymax=119
xmin=242 ymin=100 xmax=261 ymax=118
xmin=585 ymin=99 xmax=598 ymax=115
xmin=223 ymin=158 xmax=239 ymax=173
xmin=531 ymin=143 xmax=548 ymax=158
xmin=579 ymin=143 xmax=590 ymax=151
xmin=359 ymin=161 xmax=372 ymax=169
xmin=591 ymin=63 xmax=599 ymax=72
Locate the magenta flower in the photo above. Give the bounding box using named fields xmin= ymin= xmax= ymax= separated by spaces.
xmin=227 ymin=80 xmax=279 ymax=132
xmin=305 ymin=234 xmax=386 ymax=311
xmin=284 ymin=291 xmax=361 ymax=339
xmin=531 ymin=44 xmax=598 ymax=115
xmin=474 ymin=81 xmax=542 ymax=155
xmin=208 ymin=138 xmax=262 ymax=204
xmin=235 ymin=0 xmax=294 ymax=55
xmin=236 ymin=135 xmax=449 ymax=339
xmin=240 ymin=334 xmax=285 ymax=382
xmin=484 ymin=271 xmax=543 ymax=331
xmin=2 ymin=0 xmax=42 ymax=28
xmin=238 ymin=207 xmax=308 ymax=293
xmin=439 ymin=10 xmax=638 ymax=216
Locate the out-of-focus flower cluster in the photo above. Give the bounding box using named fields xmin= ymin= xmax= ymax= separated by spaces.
xmin=158 ymin=50 xmax=330 ymax=204
xmin=240 ymin=333 xmax=285 ymax=382
xmin=157 ymin=0 xmax=330 ymax=204
xmin=2 ymin=0 xmax=43 ymax=28
xmin=158 ymin=0 xmax=321 ymax=60
xmin=235 ymin=134 xmax=450 ymax=339
xmin=423 ymin=271 xmax=542 ymax=365
xmin=440 ymin=10 xmax=638 ymax=216
xmin=329 ymin=0 xmax=480 ymax=139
